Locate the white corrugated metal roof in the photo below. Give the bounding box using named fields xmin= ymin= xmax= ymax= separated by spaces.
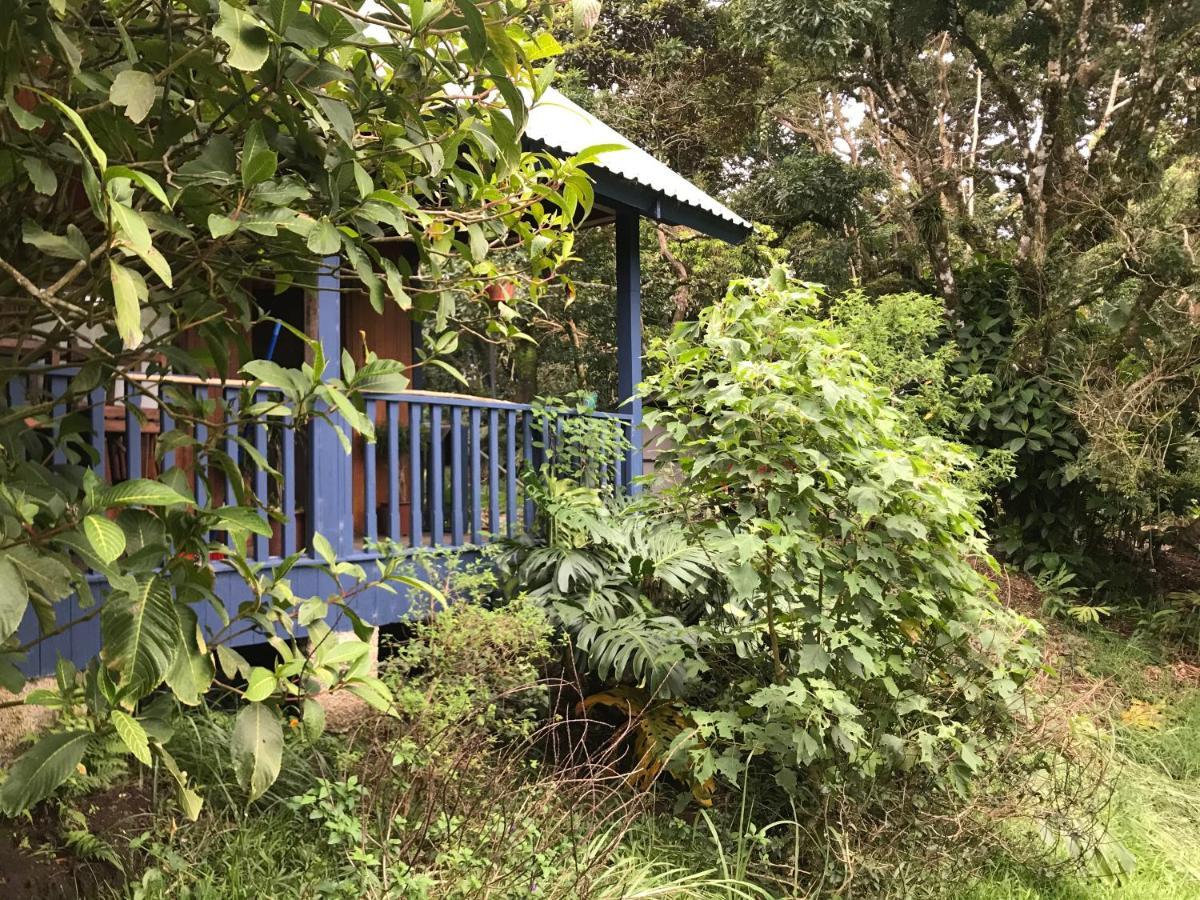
xmin=526 ymin=88 xmax=751 ymax=236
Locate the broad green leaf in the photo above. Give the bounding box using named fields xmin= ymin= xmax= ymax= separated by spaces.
xmin=0 ymin=730 xmax=91 ymax=815
xmin=315 ymin=95 xmax=354 ymax=145
xmin=165 ymin=606 xmax=214 ymax=706
xmin=22 ymin=156 xmax=56 ymax=195
xmin=109 ymin=259 xmax=144 ymax=349
xmin=111 ymin=709 xmax=151 ymax=765
xmin=0 ymin=557 xmax=29 ymax=644
xmin=301 ymin=698 xmax=325 ymax=741
xmin=214 ymin=507 xmax=273 ymax=538
xmin=347 ymin=676 xmax=393 ymax=713
xmin=100 ymin=576 xmax=179 ymax=699
xmin=21 ymin=221 xmax=89 ymax=260
xmin=242 ymin=666 xmax=276 ymax=702
xmin=96 ymin=478 xmax=192 ymax=508
xmin=82 ymin=514 xmax=126 ymax=564
xmin=208 ymin=213 xmax=240 ymax=238
xmin=111 ymin=201 xmax=152 ymax=254
xmin=109 ymin=69 xmax=156 ymax=124
xmin=214 ymin=1 xmax=271 ymax=72
xmin=307 ymin=218 xmax=341 ymax=254
xmin=241 ymin=122 xmax=277 ymax=188
xmin=231 ymin=702 xmax=283 ymax=801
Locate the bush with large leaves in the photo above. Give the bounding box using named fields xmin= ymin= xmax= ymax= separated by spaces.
xmin=637 ymin=274 xmax=1039 ymax=799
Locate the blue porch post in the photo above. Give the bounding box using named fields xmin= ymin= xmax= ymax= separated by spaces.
xmin=309 ymin=256 xmax=352 ymax=555
xmin=615 ymin=209 xmax=644 ymax=491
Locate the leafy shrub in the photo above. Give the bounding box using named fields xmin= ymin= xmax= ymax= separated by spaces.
xmin=635 ymin=274 xmax=1039 ymax=799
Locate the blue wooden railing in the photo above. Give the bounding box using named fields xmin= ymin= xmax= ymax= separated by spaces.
xmin=4 ymin=372 xmax=634 ymax=563
xmin=5 ymin=371 xmax=635 ymax=675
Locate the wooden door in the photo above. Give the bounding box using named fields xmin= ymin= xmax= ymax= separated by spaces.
xmin=343 ymin=293 xmax=414 ymax=544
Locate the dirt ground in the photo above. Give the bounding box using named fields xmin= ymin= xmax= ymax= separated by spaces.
xmin=0 ymin=782 xmax=152 ymax=899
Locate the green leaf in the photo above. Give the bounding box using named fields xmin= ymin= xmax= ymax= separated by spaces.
xmin=455 ymin=0 xmax=487 ymax=57
xmin=22 ymin=221 xmax=89 ymax=260
xmin=111 ymin=709 xmax=151 ymax=765
xmin=165 ymin=606 xmax=214 ymax=707
xmin=49 ymin=22 xmax=81 ymax=71
xmin=242 ymin=666 xmax=276 ymax=702
xmin=231 ymin=702 xmax=283 ymax=801
xmin=315 ymin=95 xmax=354 ymax=145
xmin=214 ymin=1 xmax=271 ymax=72
xmin=109 ymin=260 xmax=145 ymax=349
xmin=82 ymin=514 xmax=126 ymax=564
xmin=37 ymin=90 xmax=107 ymax=171
xmin=22 ymin=156 xmax=56 ymax=195
xmin=158 ymin=747 xmax=203 ymax=821
xmin=100 ymin=576 xmax=179 ymax=699
xmin=241 ymin=123 xmax=278 ymax=188
xmin=0 ymin=731 xmax=91 ymax=815
xmin=347 ymin=676 xmax=393 ymax=713
xmin=214 ymin=507 xmax=273 ymax=538
xmin=95 ymin=479 xmax=192 ymax=508
xmin=301 ymin=698 xmax=326 ymax=741
xmin=0 ymin=557 xmax=30 ymax=644
xmin=208 ymin=213 xmax=240 ymax=238
xmin=307 ymin=218 xmax=341 ymax=255
xmin=104 ymin=166 xmax=172 ymax=209
xmin=111 ymin=201 xmax=152 ymax=255
xmin=109 ymin=69 xmax=156 ymax=124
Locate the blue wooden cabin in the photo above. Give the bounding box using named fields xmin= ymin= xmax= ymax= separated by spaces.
xmin=14 ymin=90 xmax=750 ymax=677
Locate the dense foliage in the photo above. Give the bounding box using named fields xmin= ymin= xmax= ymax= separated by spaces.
xmin=505 ymin=276 xmax=1039 ymax=808
xmin=0 ymin=0 xmax=602 ymax=816
xmin=526 ymin=0 xmax=1200 ymax=577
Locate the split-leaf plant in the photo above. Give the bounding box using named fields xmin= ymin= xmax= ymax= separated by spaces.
xmin=0 ymin=0 xmax=605 ymax=817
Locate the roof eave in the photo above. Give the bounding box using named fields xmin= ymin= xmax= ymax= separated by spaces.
xmin=525 ymin=138 xmax=752 ymax=245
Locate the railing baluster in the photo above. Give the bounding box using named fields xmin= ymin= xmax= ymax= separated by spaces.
xmin=194 ymin=385 xmax=208 ymax=508
xmin=51 ymin=374 xmax=67 ymax=466
xmin=159 ymin=380 xmax=175 ymax=471
xmin=523 ymin=410 xmax=535 ymax=529
xmin=450 ymin=407 xmax=464 ymax=546
xmin=253 ymin=391 xmax=269 ymax=560
xmin=89 ymin=385 xmax=106 ymax=481
xmin=469 ymin=407 xmax=482 ymax=544
xmin=126 ymin=379 xmax=142 ymax=481
xmin=429 ymin=404 xmax=443 ymax=547
xmin=388 ymin=402 xmax=401 ymax=543
xmin=364 ymin=399 xmax=378 ymax=546
xmin=488 ymin=409 xmax=499 ymax=539
xmin=409 ymin=402 xmax=423 ymax=548
xmin=282 ymin=414 xmax=297 ymax=557
xmin=506 ymin=409 xmax=517 ymax=537
xmin=223 ymin=388 xmax=239 ymax=506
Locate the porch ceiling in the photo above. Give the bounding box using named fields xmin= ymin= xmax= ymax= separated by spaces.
xmin=524 ymin=88 xmax=752 ymax=245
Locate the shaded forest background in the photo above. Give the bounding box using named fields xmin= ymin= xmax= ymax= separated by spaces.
xmin=445 ymin=0 xmax=1200 ymax=579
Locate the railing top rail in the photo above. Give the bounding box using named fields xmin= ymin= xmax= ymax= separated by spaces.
xmin=357 ymin=388 xmax=634 ymax=420
xmin=12 ymin=367 xmax=635 ymax=422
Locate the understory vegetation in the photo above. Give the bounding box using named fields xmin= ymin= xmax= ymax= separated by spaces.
xmin=5 ymin=0 xmax=1200 ymax=897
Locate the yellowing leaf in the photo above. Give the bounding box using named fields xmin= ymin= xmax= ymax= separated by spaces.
xmin=109 ymin=70 xmax=156 ymax=124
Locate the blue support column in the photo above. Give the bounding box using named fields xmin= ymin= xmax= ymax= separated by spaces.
xmin=615 ymin=209 xmax=644 ymax=491
xmin=309 ymin=256 xmax=352 ymax=556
